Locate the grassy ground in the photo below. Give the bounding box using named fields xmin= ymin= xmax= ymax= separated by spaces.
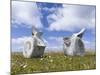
xmin=11 ymin=52 xmax=96 ymax=75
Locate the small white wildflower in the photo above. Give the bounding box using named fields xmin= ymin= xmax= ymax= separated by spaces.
xmin=40 ymin=56 xmax=43 ymax=58
xmin=40 ymin=58 xmax=43 ymax=61
xmin=23 ymin=64 xmax=27 ymax=68
xmin=50 ymin=59 xmax=53 ymax=63
xmin=49 ymin=56 xmax=51 ymax=58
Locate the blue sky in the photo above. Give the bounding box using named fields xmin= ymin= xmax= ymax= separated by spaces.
xmin=11 ymin=1 xmax=96 ymax=52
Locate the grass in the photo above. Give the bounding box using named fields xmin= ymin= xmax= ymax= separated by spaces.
xmin=11 ymin=52 xmax=96 ymax=75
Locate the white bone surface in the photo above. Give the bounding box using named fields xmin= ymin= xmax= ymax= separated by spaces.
xmin=63 ymin=28 xmax=85 ymax=56
xmin=23 ymin=31 xmax=46 ymax=58
xmin=23 ymin=37 xmax=34 ymax=58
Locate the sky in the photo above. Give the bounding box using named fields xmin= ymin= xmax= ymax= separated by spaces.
xmin=11 ymin=1 xmax=96 ymax=52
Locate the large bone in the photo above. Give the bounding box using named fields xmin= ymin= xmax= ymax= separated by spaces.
xmin=72 ymin=28 xmax=86 ymax=38
xmin=63 ymin=28 xmax=85 ymax=56
xmin=23 ymin=28 xmax=46 ymax=58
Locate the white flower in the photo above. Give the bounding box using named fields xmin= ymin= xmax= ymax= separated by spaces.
xmin=49 ymin=56 xmax=51 ymax=58
xmin=23 ymin=64 xmax=27 ymax=68
xmin=50 ymin=59 xmax=53 ymax=63
xmin=40 ymin=58 xmax=43 ymax=61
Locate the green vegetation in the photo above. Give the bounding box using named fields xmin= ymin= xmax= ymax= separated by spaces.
xmin=11 ymin=52 xmax=96 ymax=75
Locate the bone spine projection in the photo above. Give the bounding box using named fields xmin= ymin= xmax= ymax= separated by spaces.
xmin=23 ymin=28 xmax=46 ymax=58
xmin=63 ymin=28 xmax=86 ymax=56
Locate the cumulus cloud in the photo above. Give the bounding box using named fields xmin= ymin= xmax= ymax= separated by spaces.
xmin=45 ymin=36 xmax=63 ymax=51
xmin=48 ymin=36 xmax=63 ymax=43
xmin=47 ymin=4 xmax=96 ymax=32
xmin=83 ymin=40 xmax=95 ymax=51
xmin=12 ymin=36 xmax=31 ymax=52
xmin=12 ymin=1 xmax=43 ymax=28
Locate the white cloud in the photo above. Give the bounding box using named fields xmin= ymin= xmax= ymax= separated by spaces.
xmin=47 ymin=4 xmax=95 ymax=32
xmin=12 ymin=36 xmax=31 ymax=52
xmin=45 ymin=36 xmax=63 ymax=51
xmin=43 ymin=38 xmax=49 ymax=45
xmin=12 ymin=36 xmax=31 ymax=44
xmin=12 ymin=1 xmax=43 ymax=28
xmin=83 ymin=40 xmax=95 ymax=51
xmin=48 ymin=36 xmax=63 ymax=43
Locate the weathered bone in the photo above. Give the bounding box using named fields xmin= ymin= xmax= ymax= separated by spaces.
xmin=63 ymin=28 xmax=85 ymax=56
xmin=72 ymin=28 xmax=86 ymax=38
xmin=23 ymin=28 xmax=46 ymax=58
